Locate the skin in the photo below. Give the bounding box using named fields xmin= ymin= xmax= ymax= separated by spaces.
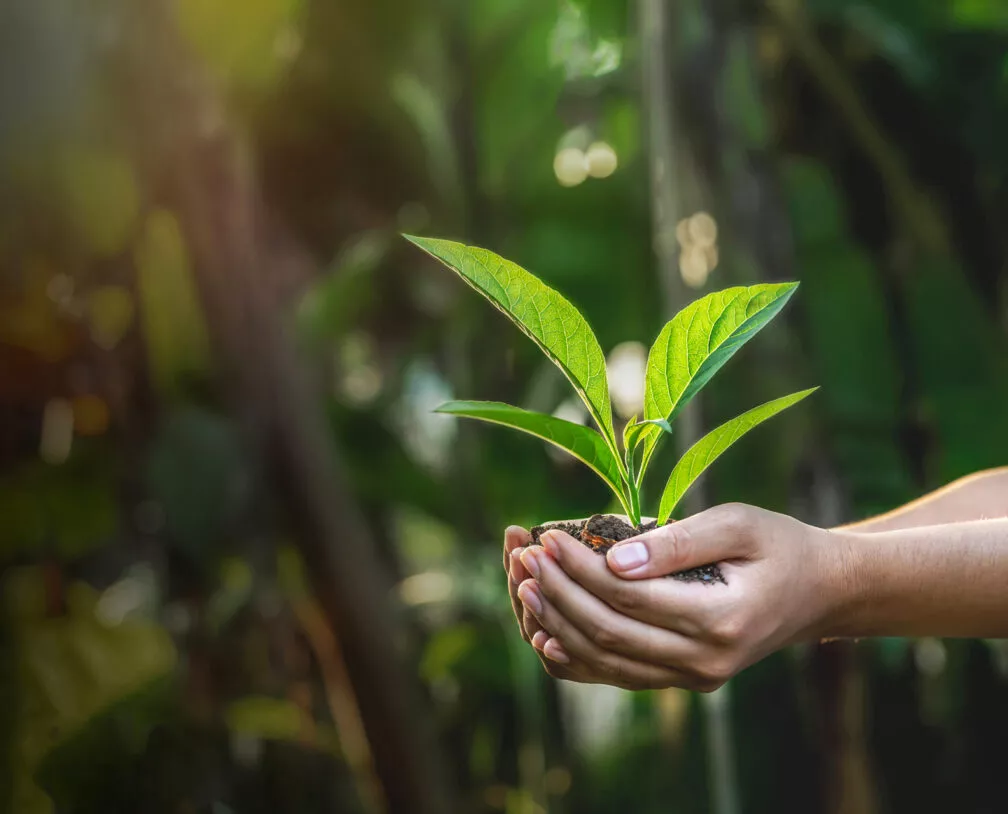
xmin=503 ymin=467 xmax=1008 ymax=691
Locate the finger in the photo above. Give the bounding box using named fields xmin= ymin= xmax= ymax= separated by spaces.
xmin=537 ymin=649 xmax=604 ymax=684
xmin=505 ymin=527 xmax=531 ymax=639
xmin=535 ymin=531 xmax=711 ymax=631
xmin=517 ymin=579 xmax=694 ymax=691
xmin=510 ymin=549 xmax=543 ymax=642
xmin=525 ymin=629 xmax=593 ymax=683
xmin=524 ymin=543 xmax=701 ymax=664
xmin=606 ymin=503 xmax=757 ymax=579
xmin=504 ymin=525 xmax=530 ymax=571
xmin=543 ymin=640 xmax=709 ymax=691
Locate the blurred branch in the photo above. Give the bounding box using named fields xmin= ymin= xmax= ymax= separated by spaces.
xmin=292 ymin=593 xmax=383 ymax=812
xmin=810 ymin=642 xmax=878 ymax=814
xmin=767 ymin=0 xmax=949 ymax=256
xmin=124 ymin=6 xmax=455 ymax=813
xmin=639 ymin=0 xmax=706 ymax=502
xmin=639 ymin=2 xmax=736 ymax=814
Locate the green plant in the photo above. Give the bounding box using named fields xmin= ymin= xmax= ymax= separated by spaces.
xmin=405 ymin=235 xmax=816 ymax=525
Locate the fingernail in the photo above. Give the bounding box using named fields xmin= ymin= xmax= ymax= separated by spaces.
xmin=544 ymin=639 xmax=569 ymax=664
xmin=517 ymin=583 xmax=542 ymax=616
xmin=520 ymin=548 xmax=542 ymax=578
xmin=540 ymin=531 xmax=560 ymax=557
xmin=608 ymin=541 xmax=649 ymax=571
xmin=505 ymin=525 xmax=527 ymax=549
xmin=532 ymin=630 xmax=549 ymax=649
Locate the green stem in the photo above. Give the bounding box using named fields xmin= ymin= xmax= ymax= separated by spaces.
xmin=628 ymin=485 xmax=642 ymax=526
xmin=614 ymin=483 xmax=637 ymax=525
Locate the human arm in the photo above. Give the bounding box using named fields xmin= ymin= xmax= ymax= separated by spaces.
xmin=838 ymin=467 xmax=1008 ymax=532
xmin=504 ymin=496 xmax=1008 ymax=691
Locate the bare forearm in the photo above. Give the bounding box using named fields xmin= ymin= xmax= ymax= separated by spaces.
xmin=838 ymin=467 xmax=1008 ymax=532
xmin=825 ymin=519 xmax=1008 ymax=639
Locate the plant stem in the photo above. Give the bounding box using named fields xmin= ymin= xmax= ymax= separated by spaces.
xmin=615 ymin=480 xmax=639 ymax=526
xmin=628 ymin=483 xmax=642 ymax=526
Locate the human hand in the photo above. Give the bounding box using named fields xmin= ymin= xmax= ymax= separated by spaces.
xmin=506 ymin=504 xmax=846 ymax=691
xmin=504 ymin=525 xmax=586 ymax=682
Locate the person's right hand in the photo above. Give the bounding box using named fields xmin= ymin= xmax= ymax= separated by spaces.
xmin=504 ymin=505 xmax=845 ymax=690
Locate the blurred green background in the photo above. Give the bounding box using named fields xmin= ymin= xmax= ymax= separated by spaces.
xmin=1 ymin=1 xmax=1007 ymax=812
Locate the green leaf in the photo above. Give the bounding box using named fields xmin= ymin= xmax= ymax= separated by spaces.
xmin=656 ymin=388 xmax=817 ymax=523
xmin=434 ymin=400 xmax=627 ymax=506
xmin=623 ymin=416 xmax=664 ymax=467
xmin=621 ymin=415 xmax=643 ymax=459
xmin=405 ymin=235 xmax=619 ymax=461
xmin=638 ymin=283 xmax=798 ymax=483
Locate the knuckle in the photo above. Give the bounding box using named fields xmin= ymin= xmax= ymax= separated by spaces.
xmin=650 ymin=524 xmax=685 ymax=561
xmin=709 ymin=615 xmax=746 ymax=647
xmin=597 ymin=655 xmax=626 ymax=684
xmin=589 ymin=621 xmax=620 ymax=651
xmin=693 ymin=658 xmax=735 ymax=691
xmin=543 ymin=661 xmax=565 ymax=679
xmin=609 ymin=583 xmax=640 ymax=612
xmin=717 ymin=502 xmax=753 ymax=535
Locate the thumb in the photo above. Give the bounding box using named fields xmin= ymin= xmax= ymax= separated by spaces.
xmin=605 ymin=504 xmax=756 ymax=579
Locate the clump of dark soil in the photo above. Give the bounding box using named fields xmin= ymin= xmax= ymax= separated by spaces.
xmin=529 ymin=514 xmax=725 ymax=585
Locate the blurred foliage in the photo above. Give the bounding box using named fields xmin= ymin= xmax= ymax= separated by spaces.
xmin=1 ymin=0 xmax=1007 ymax=812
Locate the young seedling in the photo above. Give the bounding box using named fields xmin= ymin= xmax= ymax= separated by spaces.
xmin=405 ymin=235 xmax=815 ymax=557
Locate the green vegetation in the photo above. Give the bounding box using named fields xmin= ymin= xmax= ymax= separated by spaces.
xmin=409 ymin=235 xmax=814 ymax=524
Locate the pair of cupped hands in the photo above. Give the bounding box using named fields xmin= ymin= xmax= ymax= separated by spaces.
xmin=505 ymin=503 xmax=846 ymax=691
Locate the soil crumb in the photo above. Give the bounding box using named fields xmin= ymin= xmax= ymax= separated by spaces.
xmin=528 ymin=514 xmax=725 ymax=585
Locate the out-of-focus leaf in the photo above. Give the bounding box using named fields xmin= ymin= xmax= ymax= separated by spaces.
xmin=225 ymin=696 xmax=304 ymax=741
xmin=146 ymin=407 xmax=250 ymax=566
xmin=0 ymin=450 xmax=117 ymax=561
xmin=392 ymin=74 xmax=462 ymax=210
xmin=904 ymin=257 xmax=1008 ymax=481
xmin=549 ymin=1 xmax=623 ymax=80
xmin=54 ymin=146 xmax=139 ymax=257
xmin=656 ymin=389 xmax=817 ymax=522
xmin=406 ymin=236 xmax=619 ymax=456
xmin=86 ymin=285 xmax=134 ymax=351
xmin=782 ymin=159 xmax=847 ymax=245
xmin=296 ymin=231 xmax=388 ymax=344
xmin=949 ymin=0 xmax=1008 ymax=30
xmin=10 ymin=579 xmax=176 ymax=813
xmin=134 ymin=211 xmax=211 ymax=396
xmin=205 ymin=557 xmax=254 ymax=634
xmin=421 ymin=624 xmax=479 ymax=683
xmin=175 ymin=0 xmax=304 ymax=91
xmin=724 ymin=34 xmax=771 ymax=148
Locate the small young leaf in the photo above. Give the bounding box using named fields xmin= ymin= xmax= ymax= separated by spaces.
xmin=405 ymin=236 xmax=620 ymax=461
xmin=435 ymin=400 xmax=627 ymax=502
xmin=639 ymin=283 xmax=798 ymax=483
xmin=621 ymin=416 xmax=645 ymax=458
xmin=623 ymin=417 xmax=664 ymax=464
xmin=656 ymin=388 xmax=817 ymax=523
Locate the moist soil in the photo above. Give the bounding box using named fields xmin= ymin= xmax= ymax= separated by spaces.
xmin=529 ymin=514 xmax=725 ymax=585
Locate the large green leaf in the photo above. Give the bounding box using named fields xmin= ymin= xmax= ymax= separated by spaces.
xmin=404 ymin=236 xmax=619 ymax=461
xmin=637 ymin=283 xmax=798 ymax=483
xmin=657 ymin=388 xmax=816 ymax=523
xmin=434 ymin=400 xmax=626 ymax=506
